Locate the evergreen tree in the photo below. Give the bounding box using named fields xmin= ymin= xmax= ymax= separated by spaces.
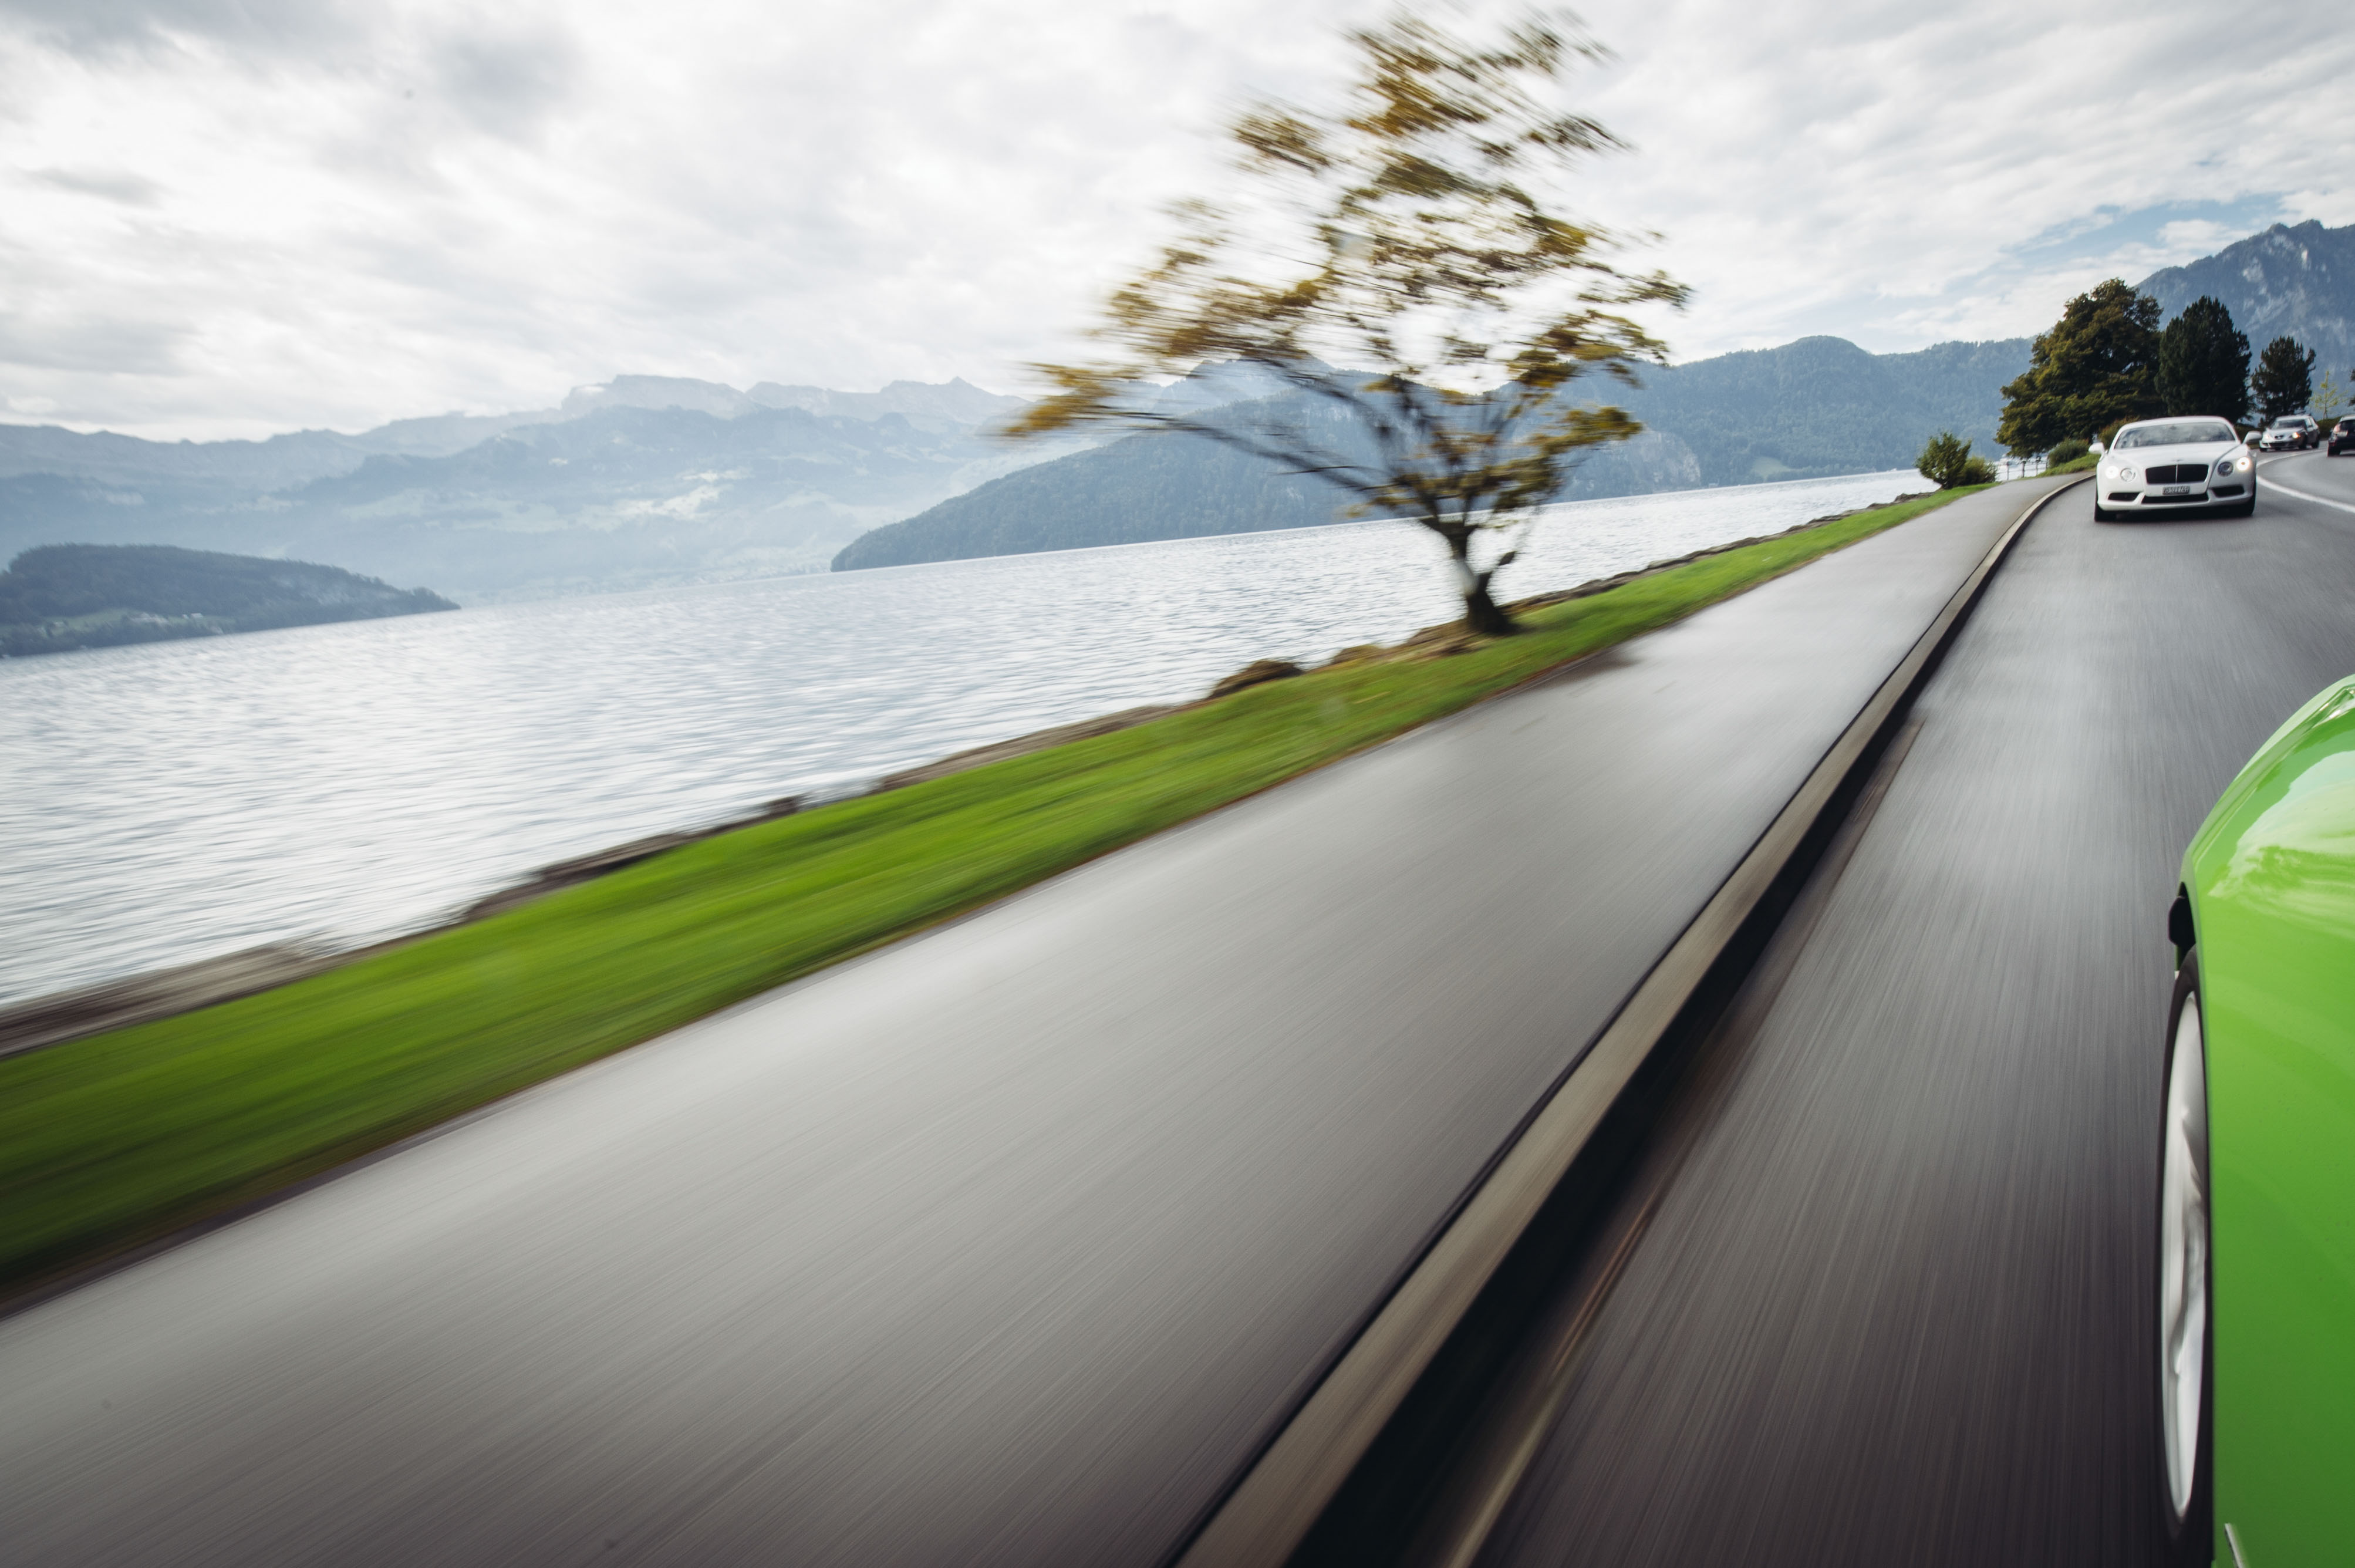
xmin=1996 ymin=280 xmax=2162 ymax=456
xmin=2155 ymin=296 xmax=2250 ymax=424
xmin=2249 ymin=336 xmax=2316 ymax=423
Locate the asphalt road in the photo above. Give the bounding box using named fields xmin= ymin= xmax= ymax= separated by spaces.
xmin=1475 ymin=451 xmax=2355 ymax=1567
xmin=0 ymin=480 xmax=2057 ymax=1567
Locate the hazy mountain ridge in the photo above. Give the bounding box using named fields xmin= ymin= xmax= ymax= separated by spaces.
xmin=833 ymin=335 xmax=2029 ymax=571
xmin=1 ymin=543 xmax=454 ymax=657
xmin=555 ymin=373 xmax=1025 ymax=431
xmin=834 ymin=394 xmax=1391 ymax=570
xmin=294 ymin=403 xmax=997 ymax=517
xmin=0 ymin=376 xmax=1071 ymax=602
xmin=2136 ymin=220 xmax=2355 ymax=373
xmin=0 ymin=410 xmax=552 ymax=490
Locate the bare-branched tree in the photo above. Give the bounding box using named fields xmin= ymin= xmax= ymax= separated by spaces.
xmin=1009 ymin=11 xmax=1685 ymax=635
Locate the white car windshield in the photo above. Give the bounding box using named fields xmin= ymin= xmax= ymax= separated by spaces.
xmin=2270 ymin=417 xmax=2309 ymax=428
xmin=2117 ymin=421 xmax=2237 ymax=449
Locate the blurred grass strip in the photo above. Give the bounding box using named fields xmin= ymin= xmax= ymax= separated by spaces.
xmin=0 ymin=487 xmax=1972 ymax=1294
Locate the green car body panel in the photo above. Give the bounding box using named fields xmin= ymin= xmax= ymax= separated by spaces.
xmin=2182 ymin=676 xmax=2355 ymax=1563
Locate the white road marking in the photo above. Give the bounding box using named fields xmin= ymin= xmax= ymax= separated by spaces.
xmin=2258 ymin=471 xmax=2355 ymax=516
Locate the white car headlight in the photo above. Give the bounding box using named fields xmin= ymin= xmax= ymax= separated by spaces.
xmin=2115 ymin=464 xmax=2138 ymax=483
xmin=2216 ymin=454 xmax=2250 ymax=476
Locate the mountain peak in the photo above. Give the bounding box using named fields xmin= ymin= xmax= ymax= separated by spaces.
xmin=554 ymin=375 xmax=1024 ymax=428
xmin=2135 ymin=219 xmax=2355 ymax=365
xmin=744 ymin=379 xmax=1021 ymax=426
xmin=561 ymin=376 xmax=757 ymax=419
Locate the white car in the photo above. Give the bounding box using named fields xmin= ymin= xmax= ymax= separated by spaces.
xmin=2259 ymin=414 xmax=2319 ymax=450
xmin=2092 ymin=417 xmax=2256 ymax=521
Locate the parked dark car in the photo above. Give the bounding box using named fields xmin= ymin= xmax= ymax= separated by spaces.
xmin=2329 ymin=419 xmax=2354 ymax=457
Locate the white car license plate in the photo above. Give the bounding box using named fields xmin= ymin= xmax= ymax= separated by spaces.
xmin=2164 ymin=485 xmax=2191 ymax=496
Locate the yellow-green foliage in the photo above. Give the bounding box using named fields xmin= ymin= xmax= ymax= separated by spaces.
xmin=0 ymin=487 xmax=1973 ymax=1294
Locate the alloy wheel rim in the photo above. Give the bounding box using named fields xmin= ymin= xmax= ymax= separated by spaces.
xmin=2160 ymin=992 xmax=2209 ymax=1520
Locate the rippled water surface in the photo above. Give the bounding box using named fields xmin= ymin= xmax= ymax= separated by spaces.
xmin=2 ymin=470 xmax=1918 ymax=1003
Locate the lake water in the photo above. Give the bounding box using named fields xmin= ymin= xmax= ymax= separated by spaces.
xmin=1 ymin=470 xmax=1918 ymax=1005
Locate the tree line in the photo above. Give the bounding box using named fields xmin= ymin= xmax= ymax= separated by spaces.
xmin=1996 ymin=280 xmax=2336 ymax=454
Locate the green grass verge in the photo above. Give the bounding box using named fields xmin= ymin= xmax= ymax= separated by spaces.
xmin=0 ymin=485 xmax=1981 ymax=1294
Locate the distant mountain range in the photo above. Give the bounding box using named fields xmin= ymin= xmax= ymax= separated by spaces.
xmin=834 ymin=335 xmax=2034 ymax=571
xmin=1 ymin=544 xmax=454 ymax=657
xmin=834 ymin=389 xmax=1392 ymax=571
xmin=0 ymin=376 xmax=1084 ymax=603
xmin=2136 ymin=220 xmax=2355 ymax=377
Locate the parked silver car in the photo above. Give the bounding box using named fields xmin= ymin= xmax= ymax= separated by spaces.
xmin=2091 ymin=417 xmax=2255 ymax=520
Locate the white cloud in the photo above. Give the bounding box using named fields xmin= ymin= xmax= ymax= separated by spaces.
xmin=1572 ymin=0 xmax=2355 ymax=355
xmin=0 ymin=0 xmax=2350 ymax=439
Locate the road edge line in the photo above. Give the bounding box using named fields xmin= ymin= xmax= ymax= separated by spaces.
xmin=2254 ymin=472 xmax=2355 ymax=515
xmin=1170 ymin=475 xmax=2090 ymax=1568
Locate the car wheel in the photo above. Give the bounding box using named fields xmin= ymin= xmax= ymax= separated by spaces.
xmin=2093 ymin=500 xmax=2114 ymax=522
xmin=2158 ymin=953 xmax=2215 ymax=1562
xmin=2234 ymin=494 xmax=2256 ymax=517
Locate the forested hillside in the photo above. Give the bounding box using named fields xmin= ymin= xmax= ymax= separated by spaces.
xmin=831 ymin=392 xmax=1395 ymax=570
xmin=1616 ymin=336 xmax=2029 ymax=483
xmin=1 ymin=544 xmax=456 ymax=656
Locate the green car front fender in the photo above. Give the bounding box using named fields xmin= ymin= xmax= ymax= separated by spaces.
xmin=2181 ymin=675 xmax=2355 ymax=1563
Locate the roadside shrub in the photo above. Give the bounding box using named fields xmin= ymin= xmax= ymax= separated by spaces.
xmin=2046 ymin=438 xmax=2090 ymax=467
xmin=1917 ymin=431 xmax=1990 ymax=490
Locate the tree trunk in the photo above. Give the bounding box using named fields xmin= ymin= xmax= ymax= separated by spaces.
xmin=1462 ymin=577 xmax=1516 ymax=637
xmin=1439 ymin=525 xmax=1517 ymax=636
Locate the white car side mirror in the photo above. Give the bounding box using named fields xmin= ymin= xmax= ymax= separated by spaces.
xmin=2089 ymin=441 xmax=2105 ymax=456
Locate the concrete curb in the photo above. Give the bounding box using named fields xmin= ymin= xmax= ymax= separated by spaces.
xmin=1169 ymin=475 xmax=2091 ymax=1567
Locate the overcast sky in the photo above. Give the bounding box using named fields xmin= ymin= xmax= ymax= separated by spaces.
xmin=4 ymin=0 xmax=2351 ymax=440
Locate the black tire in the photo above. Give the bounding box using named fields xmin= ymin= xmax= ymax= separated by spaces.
xmin=2158 ymin=952 xmax=2216 ymax=1564
xmin=2093 ymin=500 xmax=2115 ymax=522
xmin=2233 ymin=495 xmax=2256 ymax=517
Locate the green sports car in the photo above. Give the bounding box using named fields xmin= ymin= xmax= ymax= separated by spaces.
xmin=2163 ymin=676 xmax=2355 ymax=1564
